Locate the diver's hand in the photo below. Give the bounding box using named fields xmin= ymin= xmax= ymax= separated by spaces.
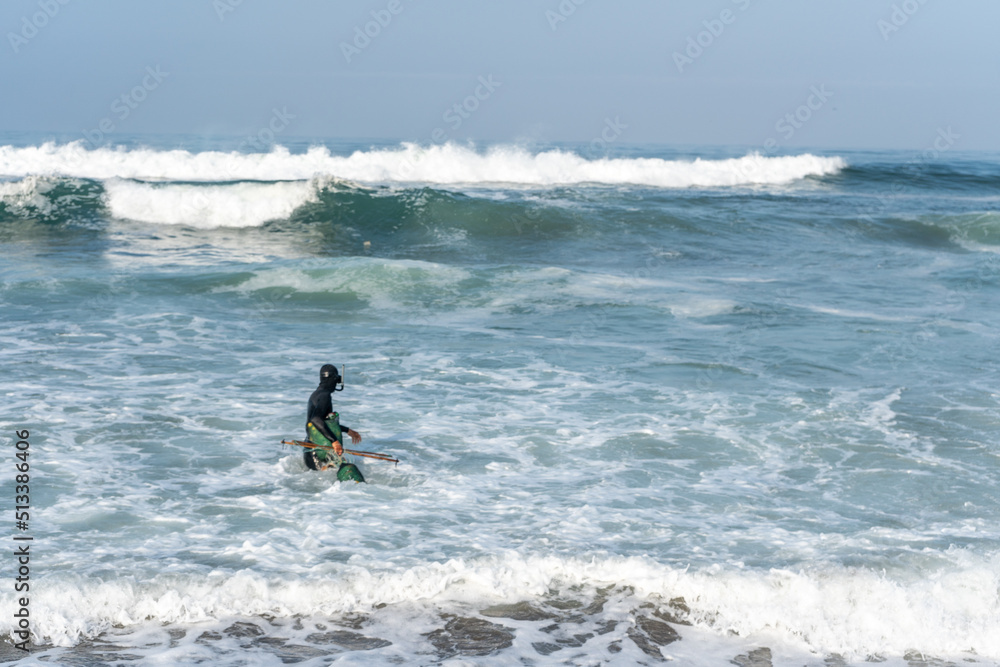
xmin=333 ymin=441 xmax=344 ymax=456
xmin=346 ymin=428 xmax=362 ymax=445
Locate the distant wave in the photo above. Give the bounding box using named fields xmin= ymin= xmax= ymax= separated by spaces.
xmin=843 ymin=159 xmax=1000 ymax=192
xmin=0 ymin=142 xmax=846 ymax=188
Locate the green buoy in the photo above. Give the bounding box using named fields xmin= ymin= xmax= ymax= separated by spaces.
xmin=337 ymin=462 xmax=365 ymax=483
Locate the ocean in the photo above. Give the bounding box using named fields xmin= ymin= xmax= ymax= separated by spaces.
xmin=1 ymin=135 xmax=998 ymax=666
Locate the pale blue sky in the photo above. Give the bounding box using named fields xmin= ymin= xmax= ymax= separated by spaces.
xmin=2 ymin=0 xmax=998 ymax=150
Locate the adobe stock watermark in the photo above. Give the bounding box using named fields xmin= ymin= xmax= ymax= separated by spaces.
xmin=877 ymin=0 xmax=930 ymax=41
xmin=7 ymin=0 xmax=71 ymax=54
xmin=722 ymin=83 xmax=834 ymax=192
xmin=213 ymin=0 xmax=243 ymax=21
xmin=865 ymin=253 xmax=997 ymax=372
xmin=341 ymin=0 xmax=405 ymax=64
xmin=508 ymin=206 xmax=544 ymax=236
xmin=230 ymin=257 xmax=327 ymax=340
xmin=673 ymin=0 xmax=752 ymax=73
xmin=546 ymin=0 xmax=587 ymax=31
xmin=695 ymin=289 xmax=794 ymax=391
xmin=584 ymin=116 xmax=627 ymax=159
xmin=774 ymin=85 xmax=833 ymax=142
xmin=204 ymin=106 xmax=298 ymax=229
xmin=555 ymin=244 xmax=675 ymax=372
xmin=83 ymin=65 xmax=170 ymax=147
xmin=82 ymin=65 xmax=169 ymax=148
xmin=236 ymin=107 xmax=295 ymax=152
xmin=856 ymin=126 xmax=959 ymax=227
xmin=363 ymin=73 xmax=502 ymax=226
xmin=430 ymin=75 xmax=501 ymax=143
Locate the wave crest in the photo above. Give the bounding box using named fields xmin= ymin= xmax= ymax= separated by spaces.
xmin=103 ymin=179 xmax=319 ymax=228
xmin=0 ymin=142 xmax=845 ymax=187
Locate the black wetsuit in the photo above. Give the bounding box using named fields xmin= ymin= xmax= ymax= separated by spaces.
xmin=304 ymin=377 xmax=352 ymax=470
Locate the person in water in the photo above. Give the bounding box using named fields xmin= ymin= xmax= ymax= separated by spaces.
xmin=305 ymin=364 xmax=363 ymax=472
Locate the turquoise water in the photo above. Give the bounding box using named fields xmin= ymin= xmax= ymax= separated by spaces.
xmin=1 ymin=137 xmax=999 ymax=665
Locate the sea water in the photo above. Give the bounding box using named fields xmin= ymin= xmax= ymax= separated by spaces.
xmin=1 ymin=136 xmax=998 ymax=666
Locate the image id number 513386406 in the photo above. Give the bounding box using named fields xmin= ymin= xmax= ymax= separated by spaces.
xmin=13 ymin=429 xmax=32 ymax=653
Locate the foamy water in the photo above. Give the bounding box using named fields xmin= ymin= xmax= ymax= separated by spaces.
xmin=102 ymin=179 xmax=319 ymax=228
xmin=0 ymin=141 xmax=845 ymax=184
xmin=1 ymin=139 xmax=998 ymax=666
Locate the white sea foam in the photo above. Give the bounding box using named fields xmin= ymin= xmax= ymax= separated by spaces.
xmin=668 ymin=297 xmax=738 ymax=318
xmin=5 ymin=140 xmax=997 ymax=667
xmin=867 ymin=388 xmax=902 ymax=426
xmin=6 ymin=552 xmax=998 ymax=661
xmin=0 ymin=142 xmax=846 ymax=188
xmin=0 ymin=175 xmax=50 ymax=200
xmin=216 ymin=258 xmax=472 ymax=312
xmin=0 ymin=142 xmax=847 ymax=228
xmin=944 ymin=211 xmax=1000 ymax=253
xmin=102 ymin=179 xmax=318 ymax=228
xmin=804 ymin=304 xmax=916 ymax=322
xmin=221 ymin=260 xmax=740 ymax=323
xmin=0 ymin=175 xmax=57 ymax=215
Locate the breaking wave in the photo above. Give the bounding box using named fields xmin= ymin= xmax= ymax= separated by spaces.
xmin=4 ymin=552 xmax=999 ymax=661
xmin=0 ymin=141 xmax=845 ymax=188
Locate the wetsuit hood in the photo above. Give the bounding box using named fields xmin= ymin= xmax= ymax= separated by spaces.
xmin=319 ymin=364 xmax=341 ymax=390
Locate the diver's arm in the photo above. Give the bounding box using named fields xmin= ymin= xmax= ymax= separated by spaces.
xmin=308 ymin=399 xmax=344 ymax=455
xmin=312 ymin=419 xmax=338 ymax=443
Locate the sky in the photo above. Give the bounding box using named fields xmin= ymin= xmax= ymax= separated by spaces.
xmin=1 ymin=0 xmax=998 ymax=152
